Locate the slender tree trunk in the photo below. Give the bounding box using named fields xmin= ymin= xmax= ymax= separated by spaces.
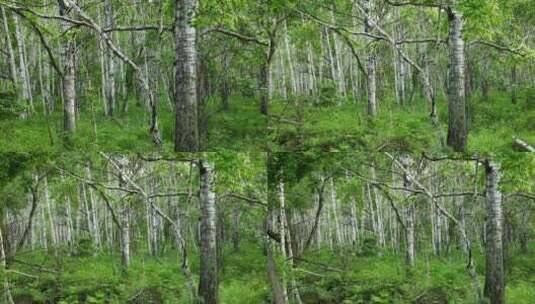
xmin=483 ymin=160 xmax=504 ymax=304
xmin=446 ymin=10 xmax=467 ymax=152
xmin=330 ymin=9 xmax=346 ymax=98
xmin=59 ymin=0 xmax=76 ymax=134
xmin=330 ymin=178 xmax=342 ymax=245
xmin=44 ymin=177 xmax=58 ymax=249
xmin=364 ymin=0 xmax=377 ymax=117
xmin=0 ymin=223 xmax=15 ymax=304
xmin=283 ymin=21 xmax=297 ymax=95
xmin=116 ymin=159 xmax=131 ymax=268
xmin=174 ymin=0 xmax=199 ymax=151
xmin=1 ymin=7 xmax=18 ymax=88
xmin=394 ymin=14 xmax=406 ymax=105
xmin=199 ymin=160 xmax=218 ymax=304
xmin=261 ymin=41 xmax=275 ymax=116
xmin=399 ymin=155 xmax=415 ymax=267
xmin=13 ymin=14 xmax=33 ymax=114
xmin=104 ymin=0 xmax=117 ymax=116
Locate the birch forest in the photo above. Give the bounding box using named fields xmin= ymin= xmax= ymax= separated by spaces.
xmin=0 ymin=0 xmax=534 ymax=304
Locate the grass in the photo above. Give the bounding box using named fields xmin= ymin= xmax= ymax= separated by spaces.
xmin=0 ymin=95 xmax=266 ymax=153
xmin=5 ymin=243 xmax=535 ymax=303
xmin=1 ymin=89 xmax=531 ymax=153
xmin=295 ymin=245 xmax=535 ymax=304
xmin=269 ymin=89 xmax=535 ymax=153
xmin=6 ymin=242 xmax=268 ymax=304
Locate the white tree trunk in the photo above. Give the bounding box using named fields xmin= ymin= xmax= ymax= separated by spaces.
xmin=59 ymin=0 xmax=77 ymax=133
xmin=174 ymin=0 xmax=199 ymax=151
xmin=199 ymin=160 xmax=218 ymax=304
xmin=1 ymin=7 xmax=18 ymax=88
xmin=484 ymin=160 xmax=504 ymax=304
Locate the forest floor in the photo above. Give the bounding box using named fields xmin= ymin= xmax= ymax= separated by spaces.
xmin=0 ymin=96 xmax=266 ymax=152
xmin=269 ymin=91 xmax=535 ymax=153
xmin=1 ymin=91 xmax=532 ymax=153
xmin=7 ymin=243 xmax=534 ymax=303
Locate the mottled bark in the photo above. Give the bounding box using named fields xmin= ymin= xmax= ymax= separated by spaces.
xmin=174 ymin=0 xmax=199 ymax=151
xmin=59 ymin=0 xmax=76 ymax=134
xmin=199 ymin=161 xmax=218 ymax=304
xmin=446 ymin=10 xmax=467 ymax=152
xmin=484 ymin=160 xmax=504 ymax=304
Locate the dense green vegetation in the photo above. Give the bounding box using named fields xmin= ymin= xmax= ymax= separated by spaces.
xmin=0 ymin=0 xmax=534 ymax=303
xmin=270 ymin=90 xmax=535 ymax=152
xmin=6 ymin=243 xmax=535 ymax=303
xmin=0 ymin=96 xmax=266 ymax=152
xmin=1 ymin=0 xmax=534 ymax=152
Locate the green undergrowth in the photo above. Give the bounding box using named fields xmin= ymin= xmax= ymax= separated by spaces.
xmin=4 ymin=243 xmax=535 ymax=303
xmin=269 ymin=89 xmax=534 ymax=153
xmin=6 ymin=243 xmax=268 ymax=304
xmin=293 ymin=244 xmax=535 ymax=304
xmin=0 ymin=95 xmax=265 ymax=152
xmin=203 ymin=96 xmax=267 ymax=151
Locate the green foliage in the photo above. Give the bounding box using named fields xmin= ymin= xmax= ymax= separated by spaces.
xmin=0 ymin=91 xmax=26 ymax=119
xmin=0 ymin=95 xmax=265 ymax=152
xmin=269 ymin=96 xmax=441 ymax=152
xmin=270 ymin=89 xmax=534 ymax=153
xmin=359 ymin=235 xmax=378 ymax=256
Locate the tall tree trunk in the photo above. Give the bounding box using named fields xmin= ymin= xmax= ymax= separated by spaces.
xmin=446 ymin=10 xmax=467 ymax=152
xmin=266 ymin=240 xmax=287 ymax=304
xmin=199 ymin=160 xmax=218 ymax=304
xmin=394 ymin=13 xmax=406 ymax=105
xmin=283 ymin=21 xmax=297 ymax=95
xmin=483 ymin=160 xmax=504 ymax=304
xmin=330 ymin=8 xmax=346 ymax=98
xmin=364 ymin=0 xmax=377 ymax=117
xmin=1 ymin=7 xmax=18 ymax=88
xmin=59 ymin=0 xmax=76 ymax=134
xmin=0 ymin=223 xmax=15 ymax=304
xmin=117 ymin=158 xmax=131 ymax=268
xmin=104 ymin=0 xmax=117 ymax=116
xmin=44 ymin=177 xmax=58 ymax=248
xmin=400 ymin=155 xmax=415 ymax=267
xmin=174 ymin=0 xmax=200 ymax=151
xmin=13 ymin=14 xmax=33 ymax=114
xmin=261 ymin=42 xmax=275 ymax=116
